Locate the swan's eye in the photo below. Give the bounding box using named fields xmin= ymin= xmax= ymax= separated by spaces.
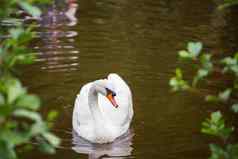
xmin=106 ymin=88 xmax=116 ymax=96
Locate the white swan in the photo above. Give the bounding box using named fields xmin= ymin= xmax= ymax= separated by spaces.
xmin=72 ymin=73 xmax=133 ymax=144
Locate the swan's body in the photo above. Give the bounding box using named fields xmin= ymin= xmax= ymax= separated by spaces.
xmin=72 ymin=73 xmax=133 ymax=143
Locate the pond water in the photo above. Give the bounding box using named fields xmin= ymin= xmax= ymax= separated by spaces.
xmin=20 ymin=0 xmax=238 ymax=159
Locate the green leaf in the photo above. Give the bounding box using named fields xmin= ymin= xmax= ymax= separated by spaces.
xmin=201 ymin=111 xmax=233 ymax=139
xmin=0 ymin=140 xmax=17 ymax=159
xmin=219 ymin=0 xmax=238 ymax=9
xmin=187 ymin=42 xmax=202 ymax=57
xmin=175 ymin=68 xmax=183 ymax=79
xmin=209 ymin=144 xmax=225 ymax=159
xmin=42 ymin=132 xmax=60 ymax=147
xmin=205 ymin=95 xmax=219 ymax=103
xmin=222 ymin=57 xmax=236 ymax=66
xmin=231 ymin=104 xmax=238 ymax=113
xmin=16 ymin=95 xmax=40 ymax=110
xmin=169 ymin=78 xmax=177 ymax=87
xmin=13 ymin=109 xmax=42 ymax=122
xmin=9 ymin=28 xmax=33 ymax=45
xmin=47 ymin=110 xmax=58 ymax=128
xmin=0 ymin=105 xmax=12 ymax=116
xmin=178 ymin=50 xmax=193 ymax=60
xmin=30 ymin=122 xmax=47 ymax=135
xmin=0 ymin=94 xmax=5 ymax=105
xmin=9 ymin=28 xmax=24 ymax=40
xmin=211 ymin=111 xmax=222 ymax=123
xmin=38 ymin=140 xmax=56 ymax=154
xmin=205 ymin=89 xmax=232 ymax=103
xmin=231 ymin=66 xmax=238 ymax=76
xmin=0 ymin=129 xmax=30 ymax=146
xmin=47 ymin=110 xmax=58 ymax=122
xmin=193 ymin=69 xmax=209 ymax=87
xmin=226 ymin=144 xmax=238 ymax=159
xmin=200 ymin=54 xmax=213 ymax=71
xmin=6 ymin=79 xmax=26 ymax=104
xmin=234 ymin=52 xmax=238 ymax=60
xmin=221 ymin=127 xmax=234 ymax=139
xmin=169 ymin=69 xmax=190 ymax=92
xmin=221 ymin=56 xmax=238 ymax=76
xmin=18 ymin=1 xmax=41 ymax=17
xmin=16 ymin=53 xmax=35 ymax=64
xmin=218 ymin=89 xmax=232 ymax=102
xmin=198 ymin=69 xmax=209 ymax=78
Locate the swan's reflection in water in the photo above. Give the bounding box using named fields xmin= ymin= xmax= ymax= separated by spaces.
xmin=72 ymin=130 xmax=134 ymax=159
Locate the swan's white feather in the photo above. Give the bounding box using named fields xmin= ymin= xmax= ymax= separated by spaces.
xmin=72 ymin=73 xmax=133 ymax=143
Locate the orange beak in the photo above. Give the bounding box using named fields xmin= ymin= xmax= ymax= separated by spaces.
xmin=106 ymin=93 xmax=118 ymax=108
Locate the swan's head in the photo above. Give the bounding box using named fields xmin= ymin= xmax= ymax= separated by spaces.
xmin=93 ymin=80 xmax=118 ymax=108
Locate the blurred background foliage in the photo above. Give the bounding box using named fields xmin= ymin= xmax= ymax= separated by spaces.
xmin=170 ymin=1 xmax=238 ymax=158
xmin=220 ymin=0 xmax=238 ymax=9
xmin=170 ymin=41 xmax=238 ymax=158
xmin=0 ymin=0 xmax=60 ymax=159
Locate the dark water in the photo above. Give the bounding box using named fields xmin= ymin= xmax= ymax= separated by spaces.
xmin=19 ymin=0 xmax=238 ymax=159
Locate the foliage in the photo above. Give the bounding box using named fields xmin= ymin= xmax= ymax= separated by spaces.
xmin=205 ymin=89 xmax=232 ymax=103
xmin=219 ymin=0 xmax=238 ymax=9
xmin=209 ymin=144 xmax=238 ymax=159
xmin=169 ymin=68 xmax=190 ymax=91
xmin=0 ymin=0 xmax=60 ymax=159
xmin=170 ymin=42 xmax=238 ymax=159
xmin=169 ymin=42 xmax=213 ymax=90
xmin=201 ymin=111 xmax=233 ymax=140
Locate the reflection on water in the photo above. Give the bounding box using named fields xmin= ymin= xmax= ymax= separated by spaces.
xmin=40 ymin=0 xmax=78 ymax=27
xmin=72 ymin=130 xmax=134 ymax=159
xmin=31 ymin=0 xmax=79 ymax=73
xmin=65 ymin=0 xmax=78 ymax=26
xmin=33 ymin=28 xmax=79 ymax=72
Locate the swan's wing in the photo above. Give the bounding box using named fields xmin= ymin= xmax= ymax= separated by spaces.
xmin=98 ymin=73 xmax=133 ymax=127
xmin=72 ymin=82 xmax=94 ymax=132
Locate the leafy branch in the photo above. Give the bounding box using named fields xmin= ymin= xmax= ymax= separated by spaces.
xmin=169 ymin=42 xmax=238 ymax=159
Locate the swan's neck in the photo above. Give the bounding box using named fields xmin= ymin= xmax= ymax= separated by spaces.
xmin=88 ymin=85 xmax=105 ymax=127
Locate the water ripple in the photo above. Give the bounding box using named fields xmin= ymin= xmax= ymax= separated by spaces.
xmin=32 ymin=19 xmax=79 ymax=73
